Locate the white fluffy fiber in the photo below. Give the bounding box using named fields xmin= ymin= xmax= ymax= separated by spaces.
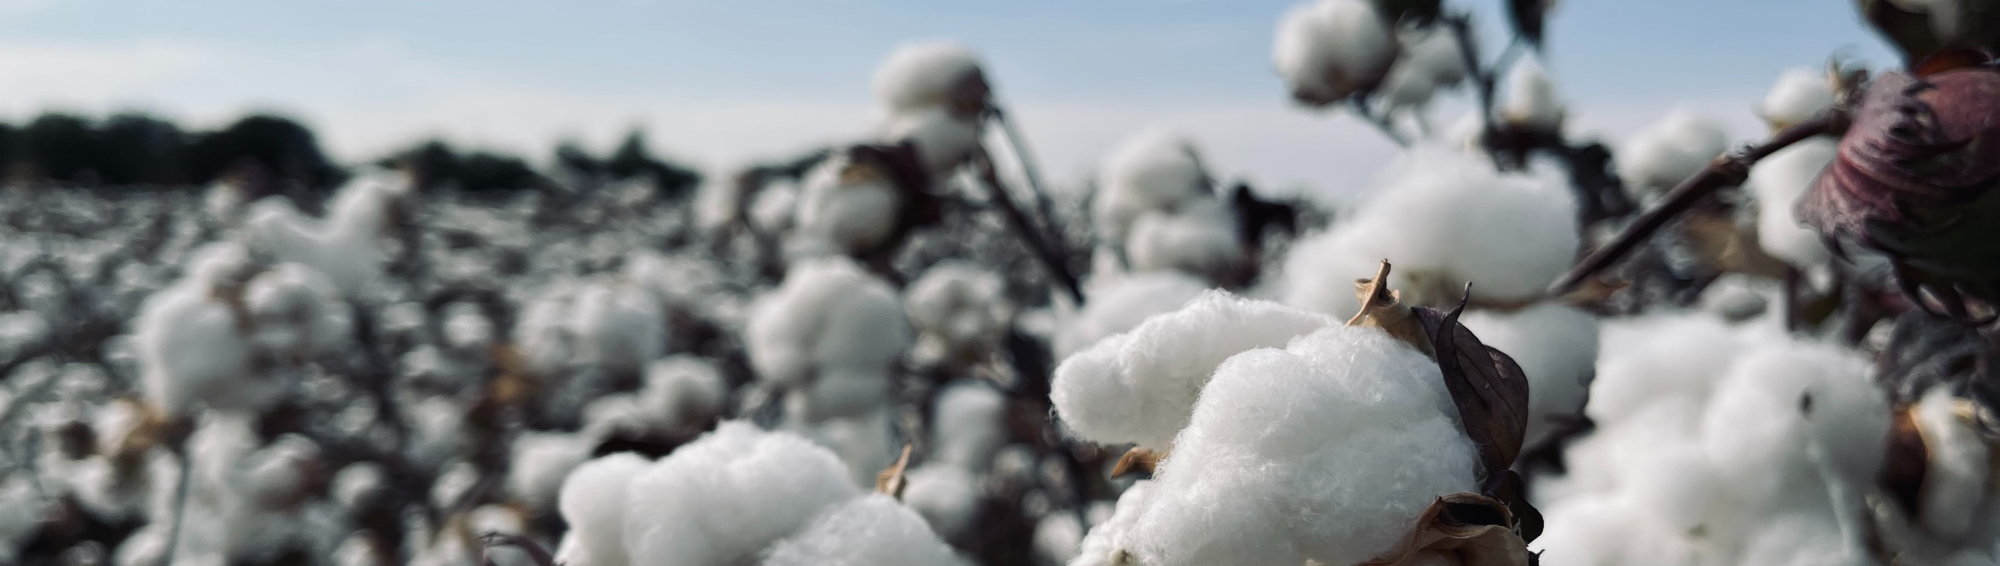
xmin=1757 ymin=67 xmax=1836 ymax=130
xmin=1460 ymin=303 xmax=1600 ymax=447
xmin=1053 ymin=271 xmax=1208 ymax=360
xmin=1051 ymin=291 xmax=1335 ymax=451
xmin=1500 ymin=58 xmax=1565 ymax=133
xmin=904 ymin=262 xmax=1012 ymax=364
xmin=904 ymin=381 xmax=1007 ymax=538
xmin=507 ymin=432 xmax=595 ymax=512
xmin=0 ymin=473 xmax=46 ymax=565
xmin=873 ymin=41 xmax=985 ymax=116
xmin=878 ymin=107 xmax=984 ymax=181
xmin=1747 ymin=137 xmax=1836 ymax=269
xmin=749 ymin=179 xmax=802 ymax=235
xmin=1281 ymin=145 xmax=1579 ymax=315
xmin=1272 ymin=0 xmax=1399 ymax=104
xmin=572 ymin=280 xmax=668 ymax=375
xmin=1124 ymin=199 xmax=1249 ymax=286
xmin=241 ymin=171 xmax=409 ymax=298
xmin=793 ymin=155 xmax=904 ymax=257
xmin=555 ymin=452 xmax=650 ymax=566
xmin=1119 ymin=324 xmax=1477 ymax=566
xmin=1616 ymin=108 xmax=1731 ymax=198
xmin=1069 ymin=481 xmax=1156 ymax=566
xmin=1377 ymin=27 xmax=1470 ymax=115
xmin=760 ymin=494 xmax=967 ymax=566
xmin=1092 ymin=129 xmax=1212 ymax=249
xmin=243 ymin=262 xmax=353 ymax=361
xmin=134 ymin=243 xmax=258 ymax=416
xmin=747 ymin=256 xmax=909 ymax=421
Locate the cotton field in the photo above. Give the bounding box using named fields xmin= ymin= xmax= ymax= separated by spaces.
xmin=0 ymin=1 xmax=1997 ymax=566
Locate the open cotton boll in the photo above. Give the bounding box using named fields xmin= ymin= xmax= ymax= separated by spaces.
xmin=572 ymin=281 xmax=667 ymax=375
xmin=879 ymin=108 xmax=983 ymax=181
xmin=1734 ymin=513 xmax=1868 ymax=566
xmin=243 ymin=262 xmax=353 ymax=360
xmin=1124 ymin=200 xmax=1249 ymax=286
xmin=1586 ymin=312 xmax=1744 ymax=423
xmin=507 ymin=432 xmax=594 ymax=512
xmin=905 ymin=262 xmax=1012 ymax=364
xmin=793 ymin=155 xmax=903 ymax=256
xmin=1748 ymin=137 xmax=1836 ymax=268
xmin=1052 ymin=291 xmax=1334 ymax=451
xmin=695 ymin=169 xmax=751 ymax=235
xmin=761 ymin=493 xmax=965 ymax=566
xmin=134 ymin=264 xmax=256 ymax=416
xmin=794 ymin=407 xmax=898 ymax=485
xmin=622 ymin=422 xmax=860 ymax=566
xmin=1053 ymin=271 xmax=1208 ymax=360
xmin=1037 ymin=513 xmax=1086 ymax=566
xmin=1272 ymin=0 xmax=1398 ymax=105
xmin=1377 ymin=27 xmax=1469 ymax=114
xmin=1532 ymin=496 xmax=1704 ymax=566
xmin=903 ymin=465 xmax=982 ymax=540
xmin=638 ymin=356 xmax=728 ymax=428
xmin=1460 ymin=303 xmax=1600 ymax=446
xmin=1757 ymin=68 xmax=1837 ymax=131
xmin=931 ymin=381 xmax=1007 ymax=469
xmin=241 ymin=172 xmax=410 ymax=298
xmin=1069 ymin=480 xmax=1157 ymax=566
xmin=1124 ymin=325 xmax=1477 ymax=566
xmin=556 ymin=452 xmax=651 ymax=566
xmin=1699 ymin=338 xmax=1885 ymax=502
xmin=0 ymin=311 xmax=50 ymax=361
xmin=331 ymin=462 xmax=386 ymax=512
xmin=1093 ymin=129 xmax=1212 ymax=247
xmin=746 ymin=257 xmax=908 ymax=418
xmin=749 ymin=179 xmax=801 ymax=235
xmin=1698 ymin=273 xmax=1779 ymax=322
xmin=440 ymin=301 xmax=495 ymax=352
xmin=1616 ymin=108 xmax=1731 ymax=198
xmin=1499 ymin=57 xmax=1565 ymax=133
xmin=874 ymin=41 xmax=986 ymax=116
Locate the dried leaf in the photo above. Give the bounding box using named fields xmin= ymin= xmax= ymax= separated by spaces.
xmin=876 ymin=444 xmax=914 ymax=499
xmin=1347 ymin=261 xmax=1436 ymax=358
xmin=1110 ymin=447 xmax=1164 ymax=479
xmin=1414 ymin=290 xmax=1532 ymax=477
xmin=1482 ymin=470 xmax=1543 ymax=543
xmin=1880 ymin=404 xmax=1931 ymax=518
xmin=1364 ymin=493 xmax=1532 ymax=566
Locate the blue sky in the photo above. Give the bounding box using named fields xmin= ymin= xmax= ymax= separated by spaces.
xmin=0 ymin=0 xmax=1898 ymax=197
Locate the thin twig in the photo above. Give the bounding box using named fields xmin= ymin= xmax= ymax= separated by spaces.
xmin=1445 ymin=14 xmax=1501 ymax=161
xmin=987 ymin=106 xmax=1062 ymax=237
xmin=1548 ymin=109 xmax=1848 ymax=294
xmin=1347 ymin=98 xmax=1410 ymax=147
xmin=972 ymin=150 xmax=1087 ymax=305
xmin=158 ymin=428 xmax=194 ymax=566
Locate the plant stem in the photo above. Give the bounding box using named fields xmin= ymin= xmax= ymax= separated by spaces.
xmin=987 ymin=105 xmax=1062 ymax=238
xmin=1347 ymin=98 xmax=1410 ymax=147
xmin=972 ymin=151 xmax=1087 ymax=305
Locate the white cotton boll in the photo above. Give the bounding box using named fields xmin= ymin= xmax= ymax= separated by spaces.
xmin=640 ymin=356 xmax=728 ymax=428
xmin=116 ymin=525 xmax=171 ymax=566
xmin=1272 ymin=0 xmax=1399 ymax=105
xmin=1460 ymin=303 xmax=1600 ymax=446
xmin=1699 ymin=273 xmax=1778 ymax=322
xmin=797 ymin=407 xmax=897 ymax=485
xmin=556 ymin=453 xmax=651 ymax=566
xmin=1377 ymin=27 xmax=1469 ymax=114
xmin=0 ymin=311 xmax=50 ymax=361
xmin=1037 ymin=512 xmax=1086 ymax=566
xmin=1700 ymin=338 xmax=1884 ymax=517
xmin=1500 ymin=58 xmax=1565 ymax=133
xmin=430 ymin=460 xmax=481 ymax=512
xmin=746 ymin=257 xmax=908 ymax=417
xmin=793 ymin=156 xmax=903 ymax=256
xmin=1617 ymin=108 xmax=1732 ymax=198
xmin=572 ymin=282 xmax=668 ymax=375
xmin=874 ymin=41 xmax=986 ymax=115
xmin=332 ymin=462 xmax=386 ymax=511
xmin=405 ymin=396 xmax=469 ymax=474
xmin=1587 ymin=312 xmax=1743 ymax=423
xmin=134 ymin=276 xmax=253 ymax=417
xmin=879 ymin=108 xmax=983 ymax=180
xmin=749 ymin=179 xmax=801 ymax=235
xmin=0 ymin=473 xmax=46 ymax=565
xmin=905 ymin=262 xmax=1012 ymax=363
xmin=1054 ymin=271 xmax=1209 ymax=361
xmin=622 ymin=422 xmax=859 ymax=566
xmin=1093 ymin=129 xmax=1212 ymax=247
xmin=696 ymin=169 xmax=751 ymax=234
xmin=931 ymin=381 xmax=1007 ymax=469
xmin=440 ymin=302 xmax=495 ymax=352
xmin=1748 ymin=137 xmax=1836 ymax=268
xmin=1050 ymin=291 xmax=1335 ymax=450
xmin=508 ymin=432 xmax=594 ymax=512
xmin=1757 ymin=68 xmax=1837 ymax=131
xmin=903 ymin=465 xmax=982 ymax=540
xmin=1913 ymin=388 xmax=1993 ymax=541
xmin=1124 ymin=200 xmax=1249 ymax=286
xmin=1126 ymin=326 xmax=1476 ymax=566
xmin=1069 ymin=481 xmax=1157 ymax=566
xmin=243 ymin=435 xmax=321 ymax=509
xmin=1735 ymin=513 xmax=1866 ymax=566
xmin=333 ymin=535 xmax=387 ymax=566
xmin=761 ymin=493 xmax=965 ymax=566
xmin=241 ymin=172 xmax=409 ymax=297
xmin=1533 ymin=496 xmax=1703 ymax=566
xmin=243 ymin=262 xmax=353 ymax=360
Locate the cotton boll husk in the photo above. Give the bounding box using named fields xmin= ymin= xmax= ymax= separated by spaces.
xmin=1616 ymin=108 xmax=1731 ymax=198
xmin=793 ymin=157 xmax=902 ymax=256
xmin=879 ymin=108 xmax=983 ymax=180
xmin=760 ymin=493 xmax=966 ymax=566
xmin=572 ymin=282 xmax=667 ymax=375
xmin=873 ymin=41 xmax=985 ymax=115
xmin=1128 ymin=326 xmax=1477 ymax=566
xmin=1748 ymin=137 xmax=1836 ymax=268
xmin=1698 ymin=273 xmax=1778 ymax=322
xmin=1377 ymin=27 xmax=1469 ymax=113
xmin=622 ymin=422 xmax=860 ymax=566
xmin=1272 ymin=0 xmax=1399 ymax=105
xmin=1586 ymin=312 xmax=1743 ymax=423
xmin=1069 ymin=480 xmax=1157 ymax=566
xmin=903 ymin=465 xmax=982 ymax=540
xmin=1053 ymin=271 xmax=1208 ymax=360
xmin=556 ymin=453 xmax=651 ymax=566
xmin=1092 ymin=129 xmax=1211 ymax=247
xmin=931 ymin=380 xmax=1007 ymax=469
xmin=1500 ymin=57 xmax=1565 ymax=133
xmin=1123 ymin=200 xmax=1249 ymax=285
xmin=1460 ymin=303 xmax=1600 ymax=446
xmin=1913 ymin=388 xmax=1994 ymax=541
xmin=507 ymin=432 xmax=594 ymax=512
xmin=1050 ymin=291 xmax=1335 ymax=450
xmin=1700 ymin=338 xmax=1884 ymax=517
xmin=1756 ymin=68 xmax=1837 ymax=131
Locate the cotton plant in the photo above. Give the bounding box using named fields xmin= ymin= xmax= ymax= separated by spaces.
xmin=1614 ymin=108 xmax=1731 ymax=201
xmin=903 ymin=261 xmax=1013 ymax=371
xmin=900 ymin=381 xmax=1008 ymax=541
xmin=239 ymin=169 xmax=413 ymax=299
xmin=1053 ymin=266 xmax=1540 ymax=566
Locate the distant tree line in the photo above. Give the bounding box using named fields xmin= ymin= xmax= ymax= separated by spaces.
xmin=0 ymin=111 xmax=700 ymax=197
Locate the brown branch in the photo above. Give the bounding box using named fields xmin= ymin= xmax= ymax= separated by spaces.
xmin=972 ymin=149 xmax=1087 ymax=305
xmin=987 ymin=105 xmax=1062 ymax=237
xmin=1348 ymin=98 xmax=1411 ymax=147
xmin=1548 ymin=109 xmax=1849 ymax=295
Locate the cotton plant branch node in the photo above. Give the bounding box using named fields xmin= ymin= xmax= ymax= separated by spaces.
xmin=876 ymin=444 xmax=914 ymax=499
xmin=1109 ymin=447 xmax=1164 ymax=479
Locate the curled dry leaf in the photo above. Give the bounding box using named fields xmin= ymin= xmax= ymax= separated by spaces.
xmin=876 ymin=444 xmax=914 ymax=499
xmin=1347 ymin=260 xmax=1436 ymax=358
xmin=1111 ymin=447 xmax=1164 ymax=479
xmin=1879 ymin=403 xmax=1931 ymax=518
xmin=1361 ymin=493 xmax=1531 ymax=566
xmin=1412 ymin=291 xmax=1533 ymax=479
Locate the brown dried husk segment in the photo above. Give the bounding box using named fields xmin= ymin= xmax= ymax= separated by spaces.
xmin=1357 ymin=493 xmax=1531 ymax=566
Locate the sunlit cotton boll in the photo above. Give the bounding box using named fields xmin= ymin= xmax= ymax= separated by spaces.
xmin=1272 ymin=0 xmax=1399 ymax=106
xmin=873 ymin=40 xmax=988 ymax=117
xmin=1499 ymin=57 xmax=1565 ymax=133
xmin=1757 ymin=67 xmax=1837 ymax=131
xmin=746 ymin=257 xmax=909 ymax=421
xmin=1121 ymin=324 xmax=1477 ymax=566
xmin=760 ymin=493 xmax=966 ymax=566
xmin=1281 ymin=145 xmax=1579 ymax=315
xmin=1616 ymin=108 xmax=1731 ymax=198
xmin=793 ymin=154 xmax=904 ymax=257
xmin=1093 ymin=129 xmax=1212 ymax=248
xmin=555 ymin=453 xmax=650 ymax=566
xmin=1052 ymin=291 xmax=1335 ymax=451
xmin=1053 ymin=271 xmax=1209 ymax=360
xmin=622 ymin=422 xmax=860 ymax=566
xmin=135 ymin=243 xmax=258 ymax=416
xmin=1459 ymin=302 xmax=1600 ymax=446
xmin=1747 ymin=137 xmax=1836 ymax=269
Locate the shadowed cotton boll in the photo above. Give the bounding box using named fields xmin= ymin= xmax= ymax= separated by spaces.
xmin=1584 ymin=313 xmax=1744 ymax=424
xmin=555 ymin=453 xmax=650 ymax=566
xmin=135 ymin=243 xmax=258 ymax=416
xmin=638 ymin=356 xmax=728 ymax=429
xmin=749 ymin=179 xmax=801 ymax=236
xmin=243 ymin=262 xmax=353 ymax=361
xmin=241 ymin=171 xmax=410 ymax=298
xmin=440 ymin=301 xmax=495 ymax=352
xmin=1281 ymin=145 xmax=1579 ymax=316
xmin=1121 ymin=325 xmax=1476 ymax=566
xmin=1616 ymin=108 xmax=1731 ymax=198
xmin=793 ymin=156 xmax=903 ymax=257
xmin=507 ymin=432 xmax=594 ymax=512
xmin=572 ymin=281 xmax=667 ymax=375
xmin=1053 ymin=271 xmax=1208 ymax=360
xmin=904 ymin=262 xmax=1012 ymax=365
xmin=1756 ymin=68 xmax=1837 ymax=131
xmin=1036 ymin=512 xmax=1086 ymax=566
xmin=1124 ymin=200 xmax=1249 ymax=286
xmin=1272 ymin=0 xmax=1398 ymax=105
xmin=622 ymin=422 xmax=860 ymax=566
xmin=1747 ymin=138 xmax=1836 ymax=269
xmin=0 ymin=473 xmax=46 ymax=565
xmin=760 ymin=494 xmax=966 ymax=566
xmin=1460 ymin=303 xmax=1600 ymax=446
xmin=1377 ymin=27 xmax=1469 ymax=115
xmin=746 ymin=257 xmax=908 ymax=421
xmin=902 ymin=466 xmax=981 ymax=540
xmin=879 ymin=108 xmax=983 ymax=181
xmin=873 ymin=41 xmax=987 ymax=117
xmin=1499 ymin=58 xmax=1565 ymax=133
xmin=0 ymin=311 xmax=50 ymax=362
xmin=1093 ymin=130 xmax=1212 ymax=248
xmin=931 ymin=381 xmax=1006 ymax=469
xmin=1052 ymin=291 xmax=1335 ymax=451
